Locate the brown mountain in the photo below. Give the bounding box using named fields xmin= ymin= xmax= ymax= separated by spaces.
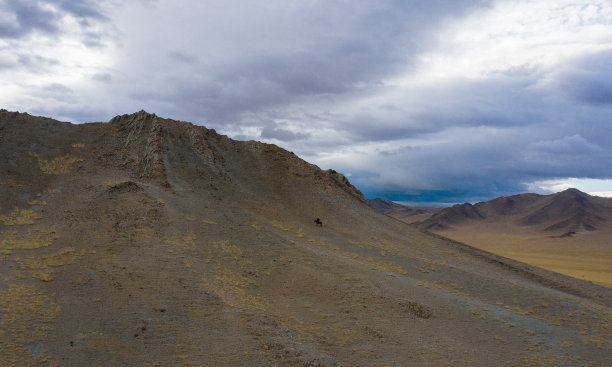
xmin=367 ymin=198 xmax=440 ymax=223
xmin=1 ymin=110 xmax=611 ymax=366
xmin=416 ymin=189 xmax=610 ymax=235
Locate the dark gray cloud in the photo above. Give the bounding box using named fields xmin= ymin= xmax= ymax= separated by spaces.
xmin=112 ymin=0 xmax=494 ymax=127
xmin=0 ymin=0 xmax=105 ymax=39
xmin=552 ymin=50 xmax=612 ymax=106
xmin=44 ymin=82 xmax=73 ymax=94
xmin=260 ymin=120 xmax=309 ymax=142
xmin=0 ymin=0 xmax=59 ymax=38
xmin=91 ymin=72 xmax=112 ymax=83
xmin=51 ymin=0 xmax=106 ymax=21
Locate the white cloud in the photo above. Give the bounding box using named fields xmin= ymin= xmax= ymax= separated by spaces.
xmin=392 ymin=0 xmax=612 ymax=84
xmin=525 ymin=178 xmax=612 ymax=194
xmin=590 ymin=191 xmax=612 ymax=197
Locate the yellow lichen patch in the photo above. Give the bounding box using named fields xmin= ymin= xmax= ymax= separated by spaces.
xmin=103 ymin=180 xmax=125 ymax=186
xmin=505 ymin=305 xmax=534 ymax=316
xmin=32 ymin=270 xmax=55 ymax=282
xmin=29 ymin=152 xmax=83 ymax=175
xmin=330 ymin=322 xmax=360 ymax=346
xmin=272 ymin=220 xmax=293 ymax=231
xmin=213 ymin=240 xmax=243 ymax=260
xmin=364 ymin=258 xmax=409 ymax=275
xmin=0 ymin=230 xmax=56 ymax=250
xmin=251 ymin=223 xmax=261 ymax=231
xmin=202 ymin=219 xmax=217 ymax=225
xmin=295 ymin=228 xmax=305 ymax=238
xmin=84 ymin=333 xmax=134 ymax=354
xmin=184 ymin=215 xmax=196 ymax=221
xmin=0 ymin=207 xmax=42 ymax=225
xmin=359 ymin=239 xmax=401 ymax=256
xmin=164 ymin=232 xmax=197 ymax=252
xmin=422 ymin=280 xmax=469 ymax=296
xmin=72 ymin=143 xmax=85 ymax=148
xmin=310 ymin=239 xmax=341 ymax=253
xmin=16 ymin=247 xmax=86 ymax=270
xmin=27 ymin=199 xmax=39 ymax=206
xmin=0 ymin=284 xmax=60 ymax=366
xmin=201 ymin=240 xmax=272 ymax=314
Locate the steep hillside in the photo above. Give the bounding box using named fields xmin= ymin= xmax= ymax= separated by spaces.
xmin=1 ymin=110 xmax=611 ymax=367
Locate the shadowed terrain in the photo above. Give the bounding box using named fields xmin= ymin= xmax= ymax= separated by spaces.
xmin=1 ymin=110 xmax=611 ymax=366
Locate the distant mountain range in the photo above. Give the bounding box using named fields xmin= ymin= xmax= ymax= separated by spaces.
xmin=367 ymin=198 xmax=441 ymax=223
xmin=370 ymin=188 xmax=612 ymax=236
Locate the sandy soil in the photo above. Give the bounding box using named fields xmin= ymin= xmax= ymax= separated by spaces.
xmin=434 ymin=223 xmax=612 ymax=288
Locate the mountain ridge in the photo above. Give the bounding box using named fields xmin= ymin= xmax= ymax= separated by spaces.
xmin=413 ymin=188 xmax=611 ymax=234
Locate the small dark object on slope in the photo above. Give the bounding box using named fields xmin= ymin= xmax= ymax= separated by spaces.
xmin=314 ymin=218 xmax=322 ymax=227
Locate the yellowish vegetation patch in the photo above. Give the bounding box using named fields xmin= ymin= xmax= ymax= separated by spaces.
xmin=251 ymin=223 xmax=261 ymax=230
xmin=103 ymin=180 xmax=126 ymax=186
xmin=164 ymin=232 xmax=197 ymax=251
xmin=422 ymin=279 xmax=469 ymax=296
xmin=202 ymin=240 xmax=272 ymax=313
xmin=0 ymin=207 xmax=42 ymax=225
xmin=365 ymin=258 xmax=409 ymax=275
xmin=505 ymin=304 xmax=534 ymax=316
xmin=0 ymin=284 xmax=61 ymax=366
xmin=202 ymin=219 xmax=217 ymax=225
xmin=312 ymin=239 xmax=340 ymax=253
xmin=359 ymin=239 xmax=400 ymax=256
xmin=213 ymin=240 xmax=243 ymax=259
xmin=272 ymin=220 xmax=293 ymax=231
xmin=29 ymin=152 xmax=83 ymax=175
xmin=72 ymin=143 xmax=85 ymax=148
xmin=16 ymin=247 xmax=87 ymax=269
xmin=0 ymin=230 xmax=56 ymax=250
xmin=295 ymin=228 xmax=305 ymax=238
xmin=32 ymin=270 xmax=55 ymax=282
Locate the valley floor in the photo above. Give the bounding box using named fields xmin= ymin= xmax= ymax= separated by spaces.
xmin=434 ymin=223 xmax=612 ymax=288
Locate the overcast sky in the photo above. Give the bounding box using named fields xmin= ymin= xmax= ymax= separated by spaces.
xmin=2 ymin=0 xmax=612 ymax=205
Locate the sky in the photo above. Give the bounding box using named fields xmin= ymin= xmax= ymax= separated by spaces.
xmin=1 ymin=0 xmax=612 ymax=205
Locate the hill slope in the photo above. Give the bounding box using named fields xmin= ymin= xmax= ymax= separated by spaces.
xmin=1 ymin=110 xmax=611 ymax=366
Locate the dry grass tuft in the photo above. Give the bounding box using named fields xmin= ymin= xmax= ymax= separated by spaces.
xmin=0 ymin=230 xmax=56 ymax=250
xmin=0 ymin=208 xmax=42 ymax=225
xmin=401 ymin=300 xmax=432 ymax=319
xmin=29 ymin=152 xmax=83 ymax=175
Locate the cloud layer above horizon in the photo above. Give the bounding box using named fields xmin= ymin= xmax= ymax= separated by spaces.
xmin=2 ymin=0 xmax=612 ymax=204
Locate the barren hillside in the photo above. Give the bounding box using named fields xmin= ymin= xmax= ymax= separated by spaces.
xmin=1 ymin=110 xmax=611 ymax=366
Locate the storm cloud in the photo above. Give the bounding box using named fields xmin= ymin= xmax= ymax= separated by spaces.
xmin=2 ymin=0 xmax=612 ymax=204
